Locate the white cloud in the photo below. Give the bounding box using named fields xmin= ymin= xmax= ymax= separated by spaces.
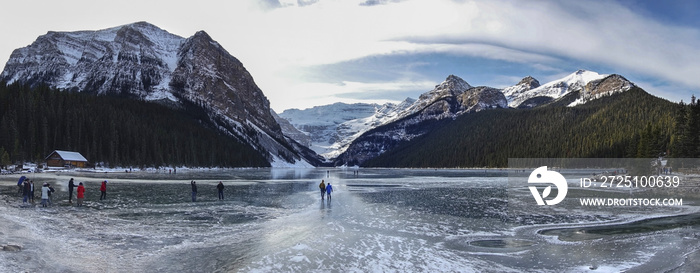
xmin=268 ymin=78 xmax=435 ymax=111
xmin=229 ymin=0 xmax=700 ymax=110
xmin=1 ymin=0 xmax=699 ymax=111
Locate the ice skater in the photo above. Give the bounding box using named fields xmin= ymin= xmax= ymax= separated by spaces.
xmin=217 ymin=181 xmax=225 ymax=200
xmin=325 ymin=182 xmax=333 ymax=201
xmin=191 ymin=181 xmax=197 ymax=202
xmin=99 ymin=180 xmax=107 ymax=200
xmin=76 ymin=182 xmax=85 ymax=207
xmin=319 ymin=180 xmax=326 ymax=200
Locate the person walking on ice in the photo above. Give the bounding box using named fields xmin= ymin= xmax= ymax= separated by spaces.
xmin=41 ymin=183 xmax=50 ymax=207
xmin=29 ymin=180 xmax=35 ymax=203
xmin=22 ymin=181 xmax=30 ymax=204
xmin=325 ymin=182 xmax=333 ymax=201
xmin=76 ymin=182 xmax=85 ymax=207
xmin=191 ymin=181 xmax=197 ymax=202
xmin=68 ymin=178 xmax=76 ymax=203
xmin=319 ymin=180 xmax=326 ymax=200
xmin=217 ymin=181 xmax=225 ymax=200
xmin=100 ymin=180 xmax=107 ymax=200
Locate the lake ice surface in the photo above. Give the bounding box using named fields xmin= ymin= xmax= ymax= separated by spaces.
xmin=0 ymin=168 xmax=699 ymax=272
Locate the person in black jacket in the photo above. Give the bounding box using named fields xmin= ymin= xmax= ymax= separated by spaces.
xmin=191 ymin=181 xmax=197 ymax=202
xmin=22 ymin=181 xmax=31 ymax=204
xmin=68 ymin=178 xmax=76 ymax=203
xmin=217 ymin=181 xmax=225 ymax=200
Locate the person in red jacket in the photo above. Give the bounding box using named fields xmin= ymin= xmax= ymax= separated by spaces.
xmin=99 ymin=180 xmax=107 ymax=200
xmin=76 ymin=182 xmax=85 ymax=207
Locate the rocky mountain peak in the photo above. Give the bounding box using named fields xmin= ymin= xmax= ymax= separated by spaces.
xmin=517 ymin=76 xmax=540 ymax=88
xmin=567 ymin=74 xmax=636 ymax=106
xmin=415 ymin=75 xmax=472 ymax=108
xmin=503 ymin=76 xmax=541 ymax=107
xmin=435 ymin=74 xmax=472 ymax=94
xmin=584 ymin=74 xmax=635 ymax=94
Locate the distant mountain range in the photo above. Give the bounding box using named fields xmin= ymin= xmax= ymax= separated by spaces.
xmin=363 ymin=87 xmax=675 ymax=167
xmin=277 ymin=70 xmax=637 ymax=166
xmin=0 ymin=22 xmax=669 ymax=168
xmin=0 ymin=22 xmax=322 ymax=167
xmin=278 ymin=99 xmax=415 ymax=160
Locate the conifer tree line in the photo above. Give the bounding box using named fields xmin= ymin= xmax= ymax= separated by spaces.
xmin=0 ymin=83 xmax=269 ymax=168
xmin=670 ymin=95 xmax=700 ymax=157
xmin=364 ymin=88 xmax=681 ymax=168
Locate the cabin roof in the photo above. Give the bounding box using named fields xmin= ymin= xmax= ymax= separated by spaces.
xmin=46 ymin=150 xmax=88 ymax=162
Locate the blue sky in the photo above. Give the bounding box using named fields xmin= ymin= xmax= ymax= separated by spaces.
xmin=1 ymin=0 xmax=699 ymax=111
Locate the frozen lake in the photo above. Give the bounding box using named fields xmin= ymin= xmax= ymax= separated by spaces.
xmin=1 ymin=168 xmax=699 ymax=272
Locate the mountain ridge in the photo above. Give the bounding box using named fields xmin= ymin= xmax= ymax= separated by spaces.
xmin=328 ymin=70 xmax=638 ymax=166
xmin=363 ymin=87 xmax=675 ymax=167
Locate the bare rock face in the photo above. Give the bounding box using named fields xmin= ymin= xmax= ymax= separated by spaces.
xmin=272 ymin=110 xmax=312 ymax=148
xmin=0 ymin=22 xmax=321 ymax=166
xmin=459 ymin=86 xmax=507 ymax=113
xmin=583 ymin=74 xmax=635 ymax=98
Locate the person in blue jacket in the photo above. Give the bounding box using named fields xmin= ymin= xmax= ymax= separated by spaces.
xmin=325 ymin=182 xmax=333 ymax=201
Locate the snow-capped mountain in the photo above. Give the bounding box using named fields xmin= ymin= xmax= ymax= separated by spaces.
xmin=0 ymin=22 xmax=322 ymax=167
xmin=332 ymin=71 xmax=635 ymax=166
xmin=504 ymin=70 xmax=634 ymax=108
xmin=502 ymin=76 xmax=540 ymax=107
xmin=278 ymin=99 xmax=415 ymax=160
xmin=394 ymin=74 xmax=507 ymax=122
xmin=334 ymin=75 xmax=507 ymax=166
xmin=2 ymin=22 xmax=182 ymax=99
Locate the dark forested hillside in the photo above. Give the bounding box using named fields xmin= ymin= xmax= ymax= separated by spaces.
xmin=0 ymin=83 xmax=270 ymax=168
xmin=363 ymin=88 xmax=677 ymax=168
xmin=671 ymin=95 xmax=700 ymax=157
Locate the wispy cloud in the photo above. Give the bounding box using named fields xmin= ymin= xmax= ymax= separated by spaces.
xmin=272 ymin=78 xmax=435 ymax=111
xmin=1 ymin=0 xmax=698 ymax=111
xmin=229 ymin=0 xmax=700 ymax=110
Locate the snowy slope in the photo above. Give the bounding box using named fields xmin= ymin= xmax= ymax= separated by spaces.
xmin=506 ymin=70 xmax=608 ymax=108
xmin=279 ymin=99 xmax=414 ymax=160
xmin=2 ymin=22 xmax=184 ymax=101
xmin=503 ymin=70 xmax=636 ymax=108
xmin=502 ymin=76 xmax=540 ymax=106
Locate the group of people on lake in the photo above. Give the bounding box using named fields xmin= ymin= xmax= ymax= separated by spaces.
xmin=20 ymin=177 xmax=101 ymax=207
xmin=20 ymin=176 xmax=333 ymax=207
xmin=20 ymin=179 xmax=58 ymax=207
